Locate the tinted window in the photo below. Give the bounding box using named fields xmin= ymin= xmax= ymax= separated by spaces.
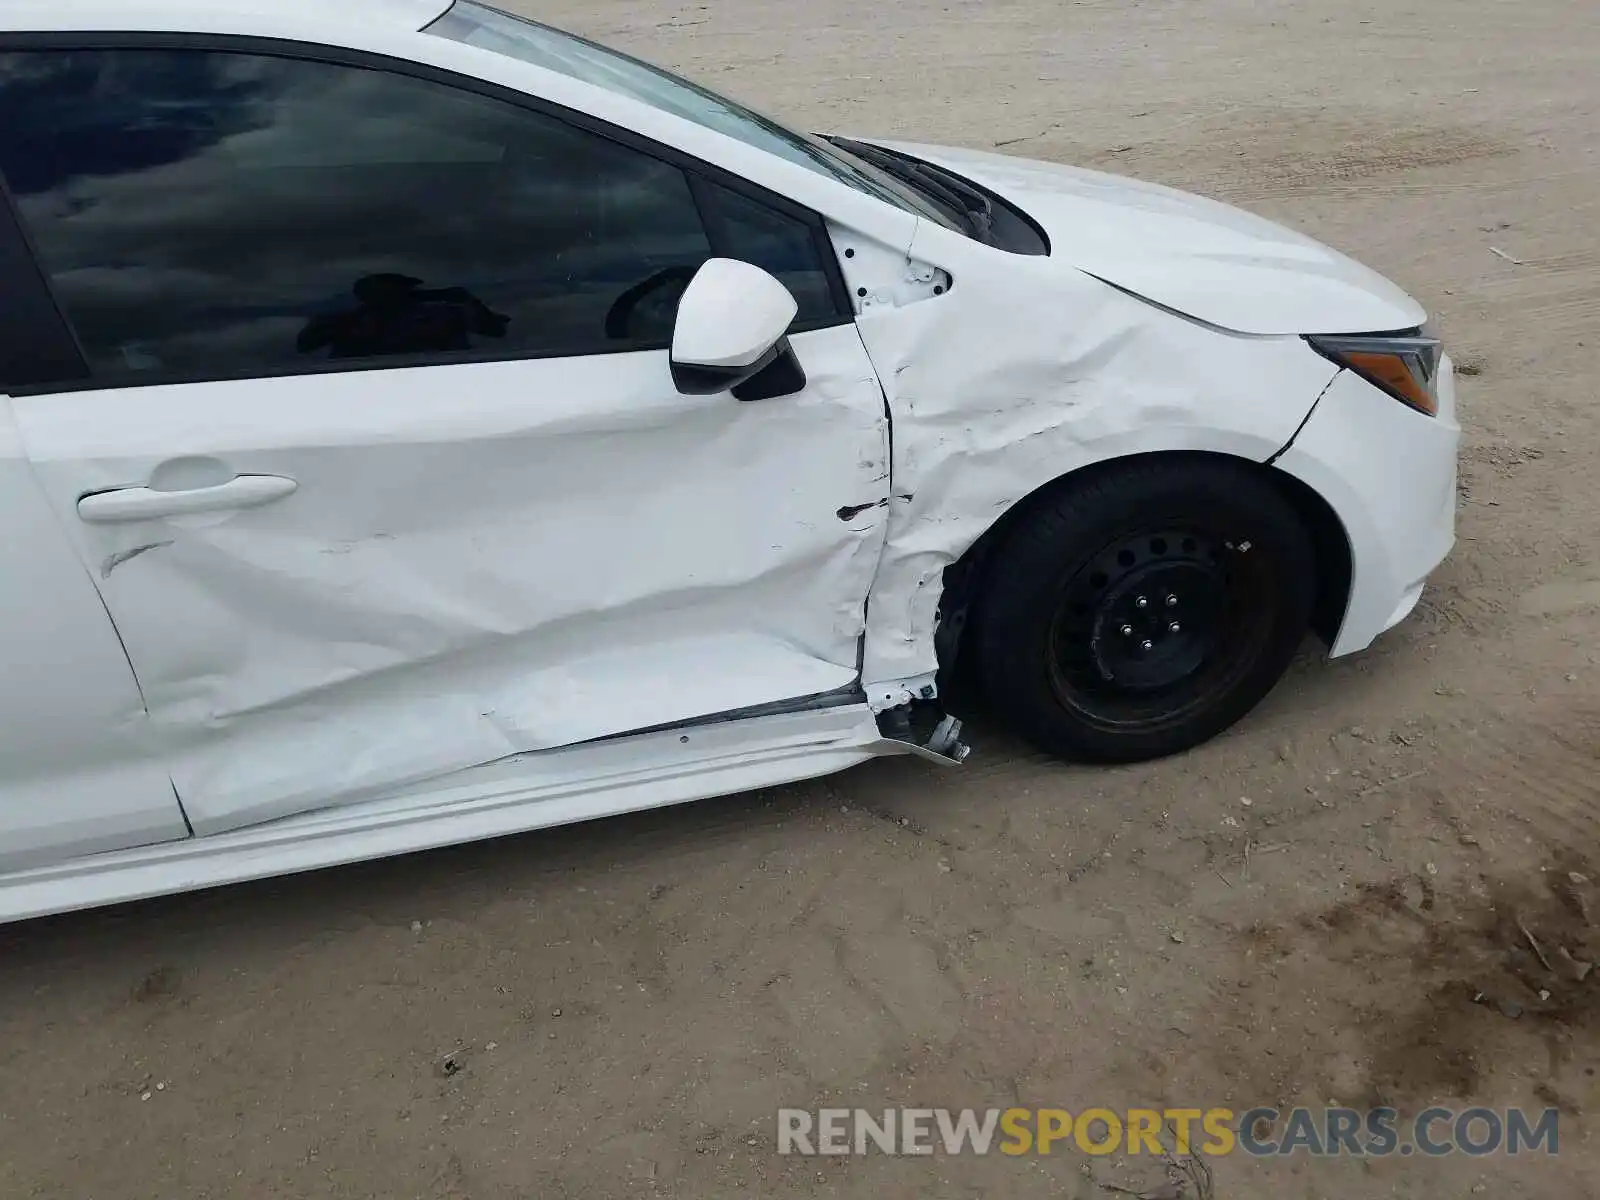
xmin=0 ymin=48 xmax=745 ymax=382
xmin=426 ymin=1 xmax=960 ymax=231
xmin=703 ymin=182 xmax=836 ymax=324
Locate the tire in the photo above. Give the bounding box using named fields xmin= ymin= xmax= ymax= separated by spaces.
xmin=969 ymin=457 xmax=1316 ymax=763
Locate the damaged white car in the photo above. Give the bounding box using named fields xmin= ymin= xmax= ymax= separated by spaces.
xmin=0 ymin=0 xmax=1460 ymax=921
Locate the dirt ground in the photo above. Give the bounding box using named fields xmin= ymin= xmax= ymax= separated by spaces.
xmin=3 ymin=0 xmax=1598 ymax=1195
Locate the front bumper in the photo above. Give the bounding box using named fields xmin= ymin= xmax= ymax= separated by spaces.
xmin=1272 ymin=356 xmax=1461 ymax=657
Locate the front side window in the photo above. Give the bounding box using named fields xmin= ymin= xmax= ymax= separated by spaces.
xmin=0 ymin=47 xmax=840 ymax=386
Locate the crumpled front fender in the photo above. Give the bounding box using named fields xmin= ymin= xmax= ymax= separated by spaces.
xmin=855 ymin=231 xmax=1341 ymax=692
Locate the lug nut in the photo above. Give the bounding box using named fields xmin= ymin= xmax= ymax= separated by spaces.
xmin=1169 ymin=621 xmax=1181 ymax=633
xmin=1166 ymin=594 xmax=1178 ymax=607
xmin=1140 ymin=639 xmax=1153 ymax=651
xmin=1120 ymin=624 xmax=1134 ymax=636
xmin=1136 ymin=596 xmax=1149 ymax=609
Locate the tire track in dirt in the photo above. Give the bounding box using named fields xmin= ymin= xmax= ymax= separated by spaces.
xmin=1220 ymin=129 xmax=1513 ymax=189
xmin=1475 ymin=248 xmax=1600 ymax=328
xmin=1451 ymin=706 xmax=1600 ymax=854
xmin=1082 ymin=121 xmax=1521 ymax=202
xmin=1507 ymin=248 xmax=1600 ymax=280
xmin=1478 ymin=283 xmax=1600 ymax=341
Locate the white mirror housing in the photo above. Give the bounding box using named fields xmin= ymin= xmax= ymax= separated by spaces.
xmin=670 ymin=258 xmax=804 ymax=399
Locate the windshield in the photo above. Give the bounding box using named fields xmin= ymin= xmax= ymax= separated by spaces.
xmin=425 ymin=1 xmax=957 ymax=228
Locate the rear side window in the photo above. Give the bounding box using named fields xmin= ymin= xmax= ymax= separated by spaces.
xmin=0 ymin=47 xmax=845 ymax=389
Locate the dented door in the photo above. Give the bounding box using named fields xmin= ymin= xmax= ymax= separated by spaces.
xmin=14 ymin=339 xmax=889 ymax=833
xmin=0 ymin=44 xmax=890 ymax=835
xmin=0 ymin=396 xmax=190 ymax=870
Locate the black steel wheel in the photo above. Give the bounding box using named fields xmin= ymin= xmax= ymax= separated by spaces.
xmin=970 ymin=458 xmax=1316 ymax=762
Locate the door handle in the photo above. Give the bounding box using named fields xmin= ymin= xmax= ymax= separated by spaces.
xmin=77 ymin=474 xmax=298 ymax=523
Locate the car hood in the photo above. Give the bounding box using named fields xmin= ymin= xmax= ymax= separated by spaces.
xmin=873 ymin=139 xmax=1426 ymax=336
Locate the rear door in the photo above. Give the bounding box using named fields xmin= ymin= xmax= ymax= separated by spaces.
xmin=0 ymin=41 xmax=891 ymax=834
xmin=0 ymin=201 xmax=187 ymax=871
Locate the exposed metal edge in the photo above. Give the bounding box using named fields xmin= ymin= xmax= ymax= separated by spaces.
xmin=576 ymin=682 xmax=868 ymax=746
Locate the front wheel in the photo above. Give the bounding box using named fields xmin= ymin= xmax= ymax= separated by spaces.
xmin=969 ymin=458 xmax=1317 ymax=763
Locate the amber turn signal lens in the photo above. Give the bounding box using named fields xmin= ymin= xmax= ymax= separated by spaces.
xmin=1342 ymin=350 xmax=1439 ymax=416
xmin=1305 ymin=334 xmax=1442 ymax=417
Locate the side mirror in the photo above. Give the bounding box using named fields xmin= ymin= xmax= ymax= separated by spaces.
xmin=670 ymin=258 xmax=806 ymax=400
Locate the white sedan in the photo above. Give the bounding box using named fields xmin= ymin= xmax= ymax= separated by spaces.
xmin=0 ymin=0 xmax=1459 ymax=921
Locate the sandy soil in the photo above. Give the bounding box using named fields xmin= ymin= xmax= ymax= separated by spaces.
xmin=3 ymin=0 xmax=1599 ymax=1195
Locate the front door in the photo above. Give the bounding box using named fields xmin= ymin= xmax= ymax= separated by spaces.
xmin=0 ymin=43 xmax=889 ymax=834
xmin=0 ymin=399 xmax=188 ymax=872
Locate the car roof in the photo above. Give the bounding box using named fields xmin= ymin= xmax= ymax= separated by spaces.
xmin=0 ymin=0 xmax=451 ymax=37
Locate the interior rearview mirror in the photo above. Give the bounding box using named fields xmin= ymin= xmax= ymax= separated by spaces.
xmin=670 ymin=258 xmax=806 ymax=400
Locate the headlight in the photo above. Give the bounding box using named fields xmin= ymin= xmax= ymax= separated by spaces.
xmin=1306 ymin=332 xmax=1442 ymax=417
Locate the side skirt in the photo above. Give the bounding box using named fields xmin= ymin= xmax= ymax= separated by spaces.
xmin=0 ymin=706 xmax=907 ymax=925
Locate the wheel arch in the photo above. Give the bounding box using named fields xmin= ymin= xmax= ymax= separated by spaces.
xmin=933 ymin=449 xmax=1353 ymax=700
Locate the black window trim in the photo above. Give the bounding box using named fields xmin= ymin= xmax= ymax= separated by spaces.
xmin=0 ymin=173 xmax=89 ymax=390
xmin=0 ymin=30 xmax=858 ymax=397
